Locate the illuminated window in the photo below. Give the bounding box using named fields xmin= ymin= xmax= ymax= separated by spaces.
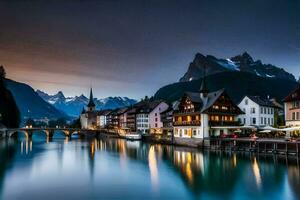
xmin=221 ymin=106 xmax=228 ymax=110
xmin=187 ymin=116 xmax=192 ymax=122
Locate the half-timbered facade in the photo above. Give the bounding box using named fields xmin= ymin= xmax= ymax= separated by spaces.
xmin=173 ymin=82 xmax=243 ymax=139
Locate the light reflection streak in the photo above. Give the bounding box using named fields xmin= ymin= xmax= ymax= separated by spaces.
xmin=252 ymin=157 xmax=262 ymax=188
xmin=148 ymin=145 xmax=159 ymax=190
xmin=20 ymin=142 xmax=23 ymax=155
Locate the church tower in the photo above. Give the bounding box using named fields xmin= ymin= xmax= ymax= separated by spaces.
xmin=87 ymin=88 xmax=96 ymax=112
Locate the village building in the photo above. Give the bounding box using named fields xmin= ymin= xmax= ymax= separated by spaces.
xmin=80 ymin=88 xmax=97 ymax=129
xmin=135 ymin=100 xmax=169 ymax=134
xmin=284 ymin=85 xmax=300 ymax=127
xmin=173 ymin=79 xmax=243 ymax=141
xmin=116 ymin=107 xmax=128 ymax=128
xmin=160 ymin=107 xmax=173 ymax=135
xmin=97 ymin=109 xmax=112 ymax=128
xmin=237 ymin=96 xmax=280 ymax=127
xmin=125 ymin=107 xmax=138 ymax=132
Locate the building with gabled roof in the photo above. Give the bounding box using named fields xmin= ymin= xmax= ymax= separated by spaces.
xmin=283 ymin=85 xmax=300 ymax=127
xmin=173 ymin=79 xmax=243 ymax=140
xmin=237 ymin=95 xmax=282 ymax=127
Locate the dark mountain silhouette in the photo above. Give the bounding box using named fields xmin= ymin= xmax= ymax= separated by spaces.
xmin=5 ymin=79 xmax=67 ymax=124
xmin=155 ymin=71 xmax=298 ymax=103
xmin=180 ymin=52 xmax=295 ymax=82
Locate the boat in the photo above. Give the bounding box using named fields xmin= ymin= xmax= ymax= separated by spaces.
xmin=121 ymin=133 xmax=142 ymax=140
xmin=118 ymin=128 xmax=141 ymax=140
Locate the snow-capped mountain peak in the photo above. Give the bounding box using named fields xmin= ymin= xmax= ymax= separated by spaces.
xmin=36 ymin=90 xmax=137 ymax=117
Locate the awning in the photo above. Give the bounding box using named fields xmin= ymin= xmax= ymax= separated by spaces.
xmin=281 ymin=127 xmax=300 ymax=132
xmin=259 ymin=130 xmax=272 ymax=133
xmin=260 ymin=125 xmax=281 ymax=131
xmin=211 ymin=125 xmax=256 ymax=130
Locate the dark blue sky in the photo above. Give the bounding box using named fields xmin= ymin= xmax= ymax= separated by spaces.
xmin=0 ymin=0 xmax=299 ymax=99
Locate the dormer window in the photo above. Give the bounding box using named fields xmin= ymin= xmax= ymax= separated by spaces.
xmin=221 ymin=106 xmax=228 ymax=110
xmin=245 ymin=99 xmax=248 ymax=105
xmin=213 ymin=105 xmax=219 ymax=109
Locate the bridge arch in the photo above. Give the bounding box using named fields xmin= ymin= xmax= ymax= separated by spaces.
xmin=51 ymin=130 xmax=69 ymax=138
xmin=8 ymin=130 xmax=29 ymax=139
xmin=31 ymin=130 xmax=49 ymax=138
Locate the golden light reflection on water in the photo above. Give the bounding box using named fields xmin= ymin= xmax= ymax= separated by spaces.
xmin=148 ymin=145 xmax=159 ymax=190
xmin=64 ymin=137 xmax=69 ymax=144
xmin=173 ymin=151 xmax=204 ymax=185
xmin=118 ymin=140 xmax=127 ymax=170
xmin=20 ymin=140 xmax=33 ymax=155
xmin=232 ymin=154 xmax=237 ymax=167
xmin=252 ymin=157 xmax=262 ymax=188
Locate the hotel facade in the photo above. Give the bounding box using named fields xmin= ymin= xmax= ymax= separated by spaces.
xmin=173 ymin=80 xmax=243 ymax=140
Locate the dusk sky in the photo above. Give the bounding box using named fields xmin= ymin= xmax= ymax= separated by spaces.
xmin=0 ymin=0 xmax=299 ymax=99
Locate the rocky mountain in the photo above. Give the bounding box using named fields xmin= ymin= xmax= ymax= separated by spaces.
xmin=5 ymin=79 xmax=67 ymax=123
xmin=180 ymin=52 xmax=296 ymax=82
xmin=155 ymin=71 xmax=299 ymax=104
xmin=36 ymin=90 xmax=137 ymax=117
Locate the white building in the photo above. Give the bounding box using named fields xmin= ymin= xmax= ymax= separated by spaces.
xmin=238 ymin=96 xmax=277 ymax=127
xmin=135 ymin=101 xmax=169 ymax=134
xmin=96 ymin=110 xmax=112 ymax=128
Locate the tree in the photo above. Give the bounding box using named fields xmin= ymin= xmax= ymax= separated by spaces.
xmin=0 ymin=65 xmax=20 ymax=128
xmin=0 ymin=65 xmax=6 ymax=80
xmin=298 ymin=76 xmax=300 ymax=83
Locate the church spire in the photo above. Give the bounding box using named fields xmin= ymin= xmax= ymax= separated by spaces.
xmin=87 ymin=88 xmax=96 ymax=111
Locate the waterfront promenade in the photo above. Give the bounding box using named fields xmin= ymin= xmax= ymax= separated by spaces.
xmin=2 ymin=127 xmax=300 ymax=156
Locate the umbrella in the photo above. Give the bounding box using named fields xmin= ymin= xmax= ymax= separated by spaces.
xmin=259 ymin=130 xmax=271 ymax=133
xmin=260 ymin=125 xmax=280 ymax=131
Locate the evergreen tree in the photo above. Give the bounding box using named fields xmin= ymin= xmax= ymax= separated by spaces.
xmin=0 ymin=66 xmax=20 ymax=128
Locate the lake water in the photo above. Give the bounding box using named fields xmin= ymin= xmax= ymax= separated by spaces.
xmin=0 ymin=134 xmax=299 ymax=200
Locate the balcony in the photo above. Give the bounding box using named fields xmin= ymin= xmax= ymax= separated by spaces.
xmin=173 ymin=110 xmax=200 ymax=115
xmin=209 ymin=121 xmax=240 ymax=127
xmin=173 ymin=120 xmax=201 ymax=126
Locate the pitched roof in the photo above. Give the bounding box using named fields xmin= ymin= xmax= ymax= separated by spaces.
xmin=247 ymin=96 xmax=278 ymax=108
xmin=136 ymin=100 xmax=164 ymax=114
xmin=184 ymin=89 xmax=225 ymax=112
xmin=96 ymin=109 xmax=112 ymax=116
xmin=283 ymin=85 xmax=300 ymax=102
xmin=116 ymin=107 xmax=128 ymax=115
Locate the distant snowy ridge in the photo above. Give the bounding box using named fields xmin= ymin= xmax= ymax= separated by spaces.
xmin=36 ymin=90 xmax=137 ymax=117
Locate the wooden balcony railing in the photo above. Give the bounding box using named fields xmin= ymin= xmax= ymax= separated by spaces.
xmin=209 ymin=121 xmax=240 ymax=127
xmin=173 ymin=120 xmax=201 ymax=126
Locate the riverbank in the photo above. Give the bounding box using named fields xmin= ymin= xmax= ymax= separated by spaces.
xmin=141 ymin=134 xmax=300 ymax=156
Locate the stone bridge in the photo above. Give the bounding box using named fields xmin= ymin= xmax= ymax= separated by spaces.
xmin=5 ymin=128 xmax=107 ymax=139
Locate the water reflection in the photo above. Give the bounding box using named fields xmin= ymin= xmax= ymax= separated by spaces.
xmin=252 ymin=157 xmax=262 ymax=189
xmin=148 ymin=145 xmax=159 ymax=190
xmin=0 ymin=137 xmax=299 ymax=200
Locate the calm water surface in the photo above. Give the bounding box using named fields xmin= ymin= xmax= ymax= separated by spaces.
xmin=0 ymin=134 xmax=299 ymax=200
